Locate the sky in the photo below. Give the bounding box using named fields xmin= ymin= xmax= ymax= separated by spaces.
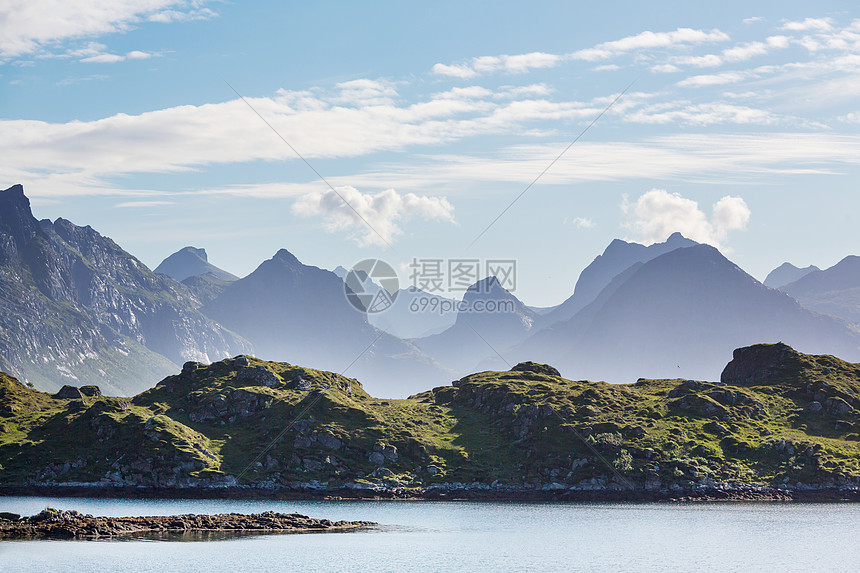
xmin=2 ymin=0 xmax=859 ymax=307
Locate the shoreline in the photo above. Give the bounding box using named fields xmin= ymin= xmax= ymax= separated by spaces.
xmin=3 ymin=485 xmax=860 ymax=503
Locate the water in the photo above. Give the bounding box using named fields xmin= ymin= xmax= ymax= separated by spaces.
xmin=1 ymin=497 xmax=859 ymax=572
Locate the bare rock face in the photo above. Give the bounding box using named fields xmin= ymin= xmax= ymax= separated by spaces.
xmin=79 ymin=385 xmax=101 ymax=397
xmin=720 ymin=343 xmax=800 ymax=385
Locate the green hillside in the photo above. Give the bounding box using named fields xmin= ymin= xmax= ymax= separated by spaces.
xmin=2 ymin=343 xmax=860 ymax=495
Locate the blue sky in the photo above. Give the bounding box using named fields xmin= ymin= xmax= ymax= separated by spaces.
xmin=2 ymin=0 xmax=859 ymax=306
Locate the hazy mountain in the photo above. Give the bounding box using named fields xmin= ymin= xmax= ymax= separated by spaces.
xmin=202 ymin=249 xmax=453 ymax=397
xmin=155 ymin=246 xmax=238 ymax=282
xmin=764 ymin=262 xmax=820 ymax=289
xmin=780 ymin=256 xmax=860 ymax=325
xmin=332 ymin=265 xmax=458 ymax=339
xmin=0 ymin=184 xmax=252 ymax=395
xmin=543 ymin=232 xmax=698 ymax=325
xmin=499 ymin=244 xmax=860 ymax=383
xmin=181 ymin=272 xmax=235 ymax=306
xmin=415 ymin=277 xmax=539 ymax=375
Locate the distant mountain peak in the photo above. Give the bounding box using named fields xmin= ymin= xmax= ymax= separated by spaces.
xmin=155 ymin=245 xmax=237 ymax=282
xmin=0 ymin=184 xmax=42 ymax=252
xmin=272 ymin=248 xmax=301 ymax=266
xmin=1 ymin=183 xmax=26 ymax=201
xmin=764 ymin=262 xmax=820 ymax=289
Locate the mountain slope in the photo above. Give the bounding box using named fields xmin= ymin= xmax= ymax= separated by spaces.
xmin=544 ymin=232 xmax=698 ymax=325
xmin=764 ymin=262 xmax=820 ymax=289
xmin=202 ymin=249 xmax=452 ymax=397
xmin=780 ymin=256 xmax=860 ymax=325
xmin=415 ymin=277 xmax=539 ymax=374
xmin=154 ymin=246 xmax=238 ymax=282
xmin=506 ymin=245 xmax=860 ymax=382
xmin=0 ymin=184 xmax=252 ymax=395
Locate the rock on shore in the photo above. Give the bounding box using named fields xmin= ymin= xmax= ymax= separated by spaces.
xmin=0 ymin=508 xmax=375 ymax=539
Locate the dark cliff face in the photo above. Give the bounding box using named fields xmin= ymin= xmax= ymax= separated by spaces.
xmin=0 ymin=184 xmax=252 ymax=395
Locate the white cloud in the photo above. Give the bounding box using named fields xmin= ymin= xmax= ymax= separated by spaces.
xmin=651 ymin=64 xmax=681 ymax=73
xmin=677 ymin=71 xmax=749 ymax=87
xmin=432 ymin=52 xmax=562 ymax=78
xmin=781 ymin=18 xmax=833 ymax=32
xmin=565 ymin=217 xmax=595 ymax=229
xmin=0 ymin=1 xmax=214 ymax=59
xmin=622 ymin=189 xmax=750 ymax=248
xmin=115 ymin=200 xmax=174 ymax=208
xmin=571 ymin=28 xmax=730 ymax=61
xmin=292 ymin=186 xmax=455 ymax=246
xmin=432 ymin=27 xmax=728 ymax=78
xmin=722 ymin=41 xmax=770 ymax=62
xmin=431 ymin=63 xmax=477 ymax=78
xmin=593 ymin=64 xmax=620 ymax=72
xmin=625 ymin=102 xmax=777 ymax=125
xmin=743 ymin=17 xmax=764 ymax=24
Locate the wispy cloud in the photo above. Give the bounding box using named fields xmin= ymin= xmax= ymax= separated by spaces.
xmin=115 ymin=200 xmax=175 ymax=208
xmin=432 ymin=27 xmax=729 ymax=78
xmin=570 ymin=27 xmax=730 ymax=61
xmin=0 ymin=0 xmax=214 ymax=60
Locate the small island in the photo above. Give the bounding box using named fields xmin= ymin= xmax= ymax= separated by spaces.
xmin=0 ymin=508 xmax=375 ymax=539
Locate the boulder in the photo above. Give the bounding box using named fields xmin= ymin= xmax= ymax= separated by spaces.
xmin=182 ymin=361 xmax=204 ymax=375
xmin=720 ymin=343 xmax=799 ymax=385
xmin=317 ymin=432 xmax=343 ymax=450
xmin=79 ymin=385 xmax=102 ymax=397
xmin=53 ymin=385 xmax=83 ymax=399
xmin=237 ymin=366 xmax=281 ymax=388
xmin=510 ymin=362 xmax=561 ymax=377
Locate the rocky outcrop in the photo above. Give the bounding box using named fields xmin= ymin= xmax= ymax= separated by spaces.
xmin=510 ymin=362 xmax=561 ymax=377
xmin=0 ymin=508 xmax=375 ymax=539
xmin=720 ymin=343 xmax=801 ymax=385
xmin=53 ymin=385 xmax=83 ymax=399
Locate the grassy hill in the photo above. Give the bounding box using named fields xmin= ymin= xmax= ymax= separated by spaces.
xmin=2 ymin=343 xmax=860 ymax=496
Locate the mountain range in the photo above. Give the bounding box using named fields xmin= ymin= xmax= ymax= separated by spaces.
xmin=3 ymin=183 xmax=860 ymax=397
xmin=0 ymin=184 xmax=250 ymax=395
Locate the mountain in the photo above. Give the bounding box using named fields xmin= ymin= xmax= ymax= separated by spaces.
xmin=780 ymin=256 xmax=860 ymax=325
xmin=543 ymin=232 xmax=698 ymax=325
xmin=154 ymin=246 xmax=238 ymax=282
xmin=3 ymin=343 xmax=860 ymax=495
xmin=332 ymin=265 xmax=458 ymax=338
xmin=502 ymin=244 xmax=860 ymax=382
xmin=764 ymin=262 xmax=820 ymax=289
xmin=201 ymin=249 xmax=452 ymax=396
xmin=415 ymin=277 xmax=539 ymax=374
xmin=0 ymin=184 xmax=252 ymax=395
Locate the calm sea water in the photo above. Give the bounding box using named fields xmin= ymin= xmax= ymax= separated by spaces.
xmin=1 ymin=496 xmax=859 ymax=572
